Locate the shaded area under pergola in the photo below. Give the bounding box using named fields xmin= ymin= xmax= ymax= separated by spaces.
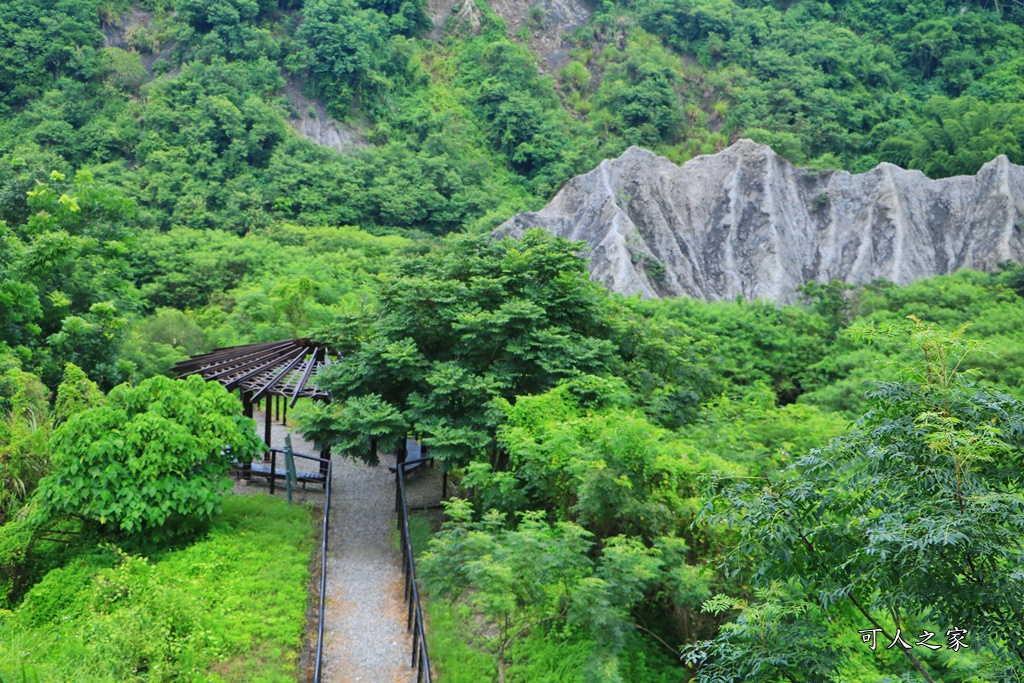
xmin=173 ymin=338 xmax=337 ymax=477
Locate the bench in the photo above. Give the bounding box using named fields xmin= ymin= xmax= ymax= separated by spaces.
xmin=232 ymin=458 xmax=327 ymax=491
xmin=388 ymin=458 xmax=432 ymax=475
xmin=234 ymin=461 xmax=328 ymax=489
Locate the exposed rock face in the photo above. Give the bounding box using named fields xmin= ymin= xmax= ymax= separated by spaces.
xmin=430 ymin=0 xmax=592 ymax=70
xmin=284 ymin=82 xmax=367 ymax=154
xmin=101 ymin=8 xmax=154 ymax=50
xmin=429 ymin=0 xmax=482 ymax=38
xmin=497 ymin=140 xmax=1024 ymax=302
xmin=487 ymin=0 xmax=594 ymax=70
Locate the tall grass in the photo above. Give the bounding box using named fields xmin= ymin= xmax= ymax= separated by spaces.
xmin=0 ymin=494 xmax=314 ymax=682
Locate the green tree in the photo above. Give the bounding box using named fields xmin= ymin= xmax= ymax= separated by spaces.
xmin=0 ymin=363 xmax=100 ymax=525
xmin=0 ymin=0 xmax=105 ymax=113
xmin=681 ymin=583 xmax=844 ymax=683
xmin=473 ymin=376 xmax=695 ymax=542
xmin=294 ymin=0 xmax=406 ymax=115
xmin=701 ymin=319 xmax=1024 ymax=680
xmin=420 ymin=501 xmax=593 ymax=680
xmin=0 ymin=366 xmax=50 ymax=524
xmin=420 ymin=500 xmax=678 ymax=680
xmin=797 ymin=279 xmax=854 ymax=341
xmin=0 ymin=169 xmax=137 ymax=387
xmin=304 ymin=230 xmax=618 ymax=466
xmin=37 ymin=375 xmax=264 ymax=539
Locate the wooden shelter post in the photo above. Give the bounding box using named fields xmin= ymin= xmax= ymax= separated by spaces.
xmin=264 ymin=395 xmax=273 ymax=453
xmin=242 ymin=390 xmax=253 ymax=419
xmin=320 ymin=445 xmax=331 ymax=479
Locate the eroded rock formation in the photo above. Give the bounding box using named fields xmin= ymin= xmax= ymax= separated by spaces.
xmin=284 ymin=82 xmax=367 ymax=154
xmin=497 ymin=140 xmax=1024 ymax=302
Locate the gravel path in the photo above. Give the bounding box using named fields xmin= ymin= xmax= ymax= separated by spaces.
xmin=321 ymin=450 xmax=415 ymax=683
xmin=245 ymin=410 xmax=418 ymax=683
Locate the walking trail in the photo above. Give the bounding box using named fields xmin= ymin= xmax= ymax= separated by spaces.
xmin=249 ymin=411 xmax=417 ymax=683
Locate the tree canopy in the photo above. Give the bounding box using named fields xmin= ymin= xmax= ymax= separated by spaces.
xmin=697 ymin=320 xmax=1024 ymax=680
xmin=37 ymin=374 xmax=264 ymax=539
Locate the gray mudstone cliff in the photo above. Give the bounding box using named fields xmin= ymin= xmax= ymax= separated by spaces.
xmin=496 ymin=140 xmax=1024 ymax=302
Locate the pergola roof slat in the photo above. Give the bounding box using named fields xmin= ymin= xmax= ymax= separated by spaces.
xmin=172 ymin=338 xmax=337 ymax=402
xmin=173 ymin=339 xmax=296 ymax=374
xmin=224 ymin=347 xmax=307 ymax=391
xmin=290 ymin=347 xmax=322 ymax=408
xmin=202 ymin=346 xmax=302 ymax=384
xmin=251 ymin=350 xmax=311 ymax=403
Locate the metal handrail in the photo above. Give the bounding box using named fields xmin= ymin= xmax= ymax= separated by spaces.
xmin=259 ymin=448 xmax=333 ymax=683
xmin=315 ymin=456 xmax=331 ymax=683
xmin=395 ymin=457 xmax=433 ymax=683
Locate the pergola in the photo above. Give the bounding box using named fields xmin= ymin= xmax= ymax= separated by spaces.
xmin=172 ymin=339 xmax=338 ymax=475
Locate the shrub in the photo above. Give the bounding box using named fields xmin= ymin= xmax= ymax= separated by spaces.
xmin=36 ymin=375 xmax=264 ymax=539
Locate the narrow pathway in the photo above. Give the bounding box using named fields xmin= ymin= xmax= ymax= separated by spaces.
xmin=321 ymin=452 xmax=414 ymax=683
xmin=251 ymin=412 xmax=416 ymax=683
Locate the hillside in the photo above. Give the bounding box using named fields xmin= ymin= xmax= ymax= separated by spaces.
xmin=3 ymin=0 xmax=1024 ymax=241
xmin=499 ymin=140 xmax=1024 ymax=301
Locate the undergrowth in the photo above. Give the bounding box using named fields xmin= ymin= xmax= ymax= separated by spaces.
xmin=0 ymin=494 xmax=313 ymax=682
xmin=411 ymin=512 xmax=683 ymax=682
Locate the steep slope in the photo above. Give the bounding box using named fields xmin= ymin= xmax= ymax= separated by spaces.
xmin=497 ymin=140 xmax=1024 ymax=302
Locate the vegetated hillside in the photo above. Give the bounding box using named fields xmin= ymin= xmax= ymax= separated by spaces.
xmin=498 ymin=140 xmax=1024 ymax=302
xmin=3 ymin=0 xmax=1024 ymax=244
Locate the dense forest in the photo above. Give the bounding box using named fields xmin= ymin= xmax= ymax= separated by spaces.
xmin=2 ymin=0 xmax=1024 ymax=681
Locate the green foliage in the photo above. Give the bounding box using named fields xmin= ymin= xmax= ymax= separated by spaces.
xmin=132 ymin=223 xmax=406 ymax=310
xmin=798 ymin=279 xmax=853 ymax=340
xmin=0 ymin=494 xmax=313 ymax=681
xmin=802 ymin=268 xmax=1024 ymax=414
xmin=878 ymin=95 xmax=1024 ymax=176
xmin=294 ymin=0 xmax=410 ymax=115
xmin=54 ymin=362 xmax=104 ymax=421
xmin=101 ymin=48 xmax=147 ymax=93
xmin=117 ymin=57 xmax=288 ymax=233
xmin=506 ymin=627 xmax=681 ymax=683
xmin=0 ymin=168 xmax=137 ymax=388
xmin=703 ymin=320 xmax=1024 ymax=679
xmin=120 ymin=308 xmax=208 ymax=379
xmin=480 ymin=377 xmax=697 ymax=540
xmin=421 ymin=500 xmax=686 ymax=679
xmin=296 ymin=394 xmax=406 ymax=464
xmin=306 ymin=230 xmax=710 ymax=466
xmin=422 ymin=599 xmax=499 ymax=682
xmin=175 ymin=0 xmax=284 ymax=62
xmin=37 ymin=375 xmax=264 ymax=538
xmin=423 ymin=378 xmax=715 ymax=678
xmin=631 ymin=0 xmax=1024 ymax=171
xmin=2 ymin=0 xmax=1023 ymax=257
xmin=0 ymin=0 xmax=582 ymax=237
xmin=630 ymin=294 xmax=832 ymax=404
xmin=676 ymin=387 xmax=848 ymax=476
xmin=0 ymin=0 xmax=106 ymax=114
xmin=593 ymin=32 xmax=685 ymax=148
xmin=0 ymin=370 xmax=49 ymax=525
xmin=0 ymin=363 xmax=102 ymax=527
xmin=307 ymin=230 xmax=620 ymax=465
xmin=117 ymin=223 xmax=409 ymax=377
xmin=682 ymin=583 xmax=845 ymax=682
xmin=1 ymin=1 xmax=1023 ymax=678
xmin=421 ymin=501 xmax=591 ymax=641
